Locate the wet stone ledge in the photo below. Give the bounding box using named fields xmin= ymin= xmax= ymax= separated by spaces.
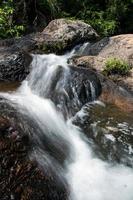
xmin=0 ymin=116 xmax=68 ymax=200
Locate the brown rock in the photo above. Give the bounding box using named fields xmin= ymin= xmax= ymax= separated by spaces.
xmin=73 ymin=34 xmax=133 ymax=112
xmin=0 ymin=116 xmax=10 ymax=131
xmin=74 ymin=34 xmax=133 ymax=94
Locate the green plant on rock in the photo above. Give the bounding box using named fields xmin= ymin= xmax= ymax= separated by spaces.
xmin=103 ymin=58 xmax=131 ymax=76
xmin=0 ymin=0 xmax=25 ymax=39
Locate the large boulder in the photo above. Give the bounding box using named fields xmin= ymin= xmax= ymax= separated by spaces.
xmin=88 ymin=34 xmax=133 ymax=64
xmin=36 ymin=18 xmax=99 ymax=53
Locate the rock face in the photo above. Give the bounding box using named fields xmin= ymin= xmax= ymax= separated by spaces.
xmin=89 ymin=34 xmax=133 ymax=65
xmin=0 ymin=51 xmax=32 ymax=82
xmin=0 ymin=100 xmax=68 ymax=200
xmin=74 ymin=48 xmax=133 ymax=112
xmin=74 ymin=34 xmax=133 ymax=94
xmin=73 ymin=34 xmax=133 ymax=112
xmin=48 ymin=65 xmax=102 ymax=116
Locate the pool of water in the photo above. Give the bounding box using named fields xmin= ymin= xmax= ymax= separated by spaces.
xmin=74 ymin=102 xmax=133 ymax=167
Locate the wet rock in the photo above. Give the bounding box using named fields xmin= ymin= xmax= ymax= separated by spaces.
xmin=0 ymin=19 xmax=98 ymax=82
xmin=0 ymin=117 xmax=10 ymax=132
xmin=0 ymin=102 xmax=68 ymax=200
xmin=73 ymin=58 xmax=133 ymax=112
xmin=73 ymin=35 xmax=133 ymax=112
xmin=76 ymin=103 xmax=133 ymax=167
xmin=98 ymin=74 xmax=133 ymax=112
xmin=33 ymin=65 xmax=102 ymax=116
xmin=0 ymin=51 xmax=32 ymax=82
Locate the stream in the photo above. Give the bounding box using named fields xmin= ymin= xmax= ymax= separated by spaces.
xmin=0 ymin=48 xmax=133 ymax=200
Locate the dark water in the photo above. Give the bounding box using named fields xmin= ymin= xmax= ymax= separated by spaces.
xmin=76 ymin=102 xmax=133 ymax=167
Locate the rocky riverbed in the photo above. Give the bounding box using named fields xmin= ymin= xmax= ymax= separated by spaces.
xmin=0 ymin=18 xmax=133 ymax=200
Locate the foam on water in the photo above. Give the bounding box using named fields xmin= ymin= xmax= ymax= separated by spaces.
xmin=0 ymin=51 xmax=133 ymax=200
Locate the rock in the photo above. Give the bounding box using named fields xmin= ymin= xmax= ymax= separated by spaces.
xmin=90 ymin=34 xmax=133 ymax=64
xmin=73 ymin=57 xmax=133 ymax=112
xmin=98 ymin=73 xmax=133 ymax=113
xmin=72 ymin=34 xmax=133 ymax=111
xmin=30 ymin=64 xmax=102 ymax=116
xmin=73 ymin=34 xmax=133 ymax=94
xmin=37 ymin=18 xmax=99 ymax=53
xmin=0 ymin=19 xmax=99 ymax=55
xmin=0 ymin=34 xmax=37 ymax=53
xmin=0 ymin=116 xmax=10 ymax=131
xmin=52 ymin=65 xmax=101 ymax=116
xmin=76 ymin=102 xmax=133 ymax=166
xmin=0 ymin=101 xmax=68 ymax=200
xmin=0 ymin=19 xmax=98 ymax=82
xmin=0 ymin=51 xmax=32 ymax=81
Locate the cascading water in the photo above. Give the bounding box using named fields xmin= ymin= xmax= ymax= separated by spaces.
xmin=0 ymin=49 xmax=133 ymax=200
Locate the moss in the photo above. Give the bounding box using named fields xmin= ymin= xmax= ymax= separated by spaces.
xmin=103 ymin=58 xmax=131 ymax=76
xmin=37 ymin=40 xmax=66 ymax=54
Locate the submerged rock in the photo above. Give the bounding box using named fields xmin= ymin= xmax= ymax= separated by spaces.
xmin=75 ymin=103 xmax=133 ymax=167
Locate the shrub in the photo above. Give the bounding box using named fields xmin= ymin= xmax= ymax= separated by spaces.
xmin=103 ymin=58 xmax=131 ymax=76
xmin=0 ymin=0 xmax=25 ymax=39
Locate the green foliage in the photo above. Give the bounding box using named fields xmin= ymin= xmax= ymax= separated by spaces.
xmin=77 ymin=10 xmax=118 ymax=36
xmin=47 ymin=0 xmax=132 ymax=37
xmin=0 ymin=0 xmax=132 ymax=39
xmin=0 ymin=0 xmax=25 ymax=39
xmin=38 ymin=0 xmax=60 ymax=19
xmin=103 ymin=58 xmax=131 ymax=76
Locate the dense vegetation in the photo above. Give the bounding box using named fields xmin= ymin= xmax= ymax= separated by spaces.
xmin=0 ymin=0 xmax=133 ymax=39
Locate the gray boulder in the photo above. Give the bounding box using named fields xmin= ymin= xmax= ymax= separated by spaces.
xmin=36 ymin=18 xmax=99 ymax=53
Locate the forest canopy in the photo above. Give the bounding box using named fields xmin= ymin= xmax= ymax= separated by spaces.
xmin=0 ymin=0 xmax=133 ymax=39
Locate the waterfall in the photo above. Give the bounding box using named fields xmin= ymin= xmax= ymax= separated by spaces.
xmin=0 ymin=50 xmax=133 ymax=200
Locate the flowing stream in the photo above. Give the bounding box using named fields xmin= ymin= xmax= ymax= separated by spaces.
xmin=0 ymin=48 xmax=133 ymax=200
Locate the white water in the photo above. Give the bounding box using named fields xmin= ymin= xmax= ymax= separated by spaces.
xmin=0 ymin=52 xmax=133 ymax=200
